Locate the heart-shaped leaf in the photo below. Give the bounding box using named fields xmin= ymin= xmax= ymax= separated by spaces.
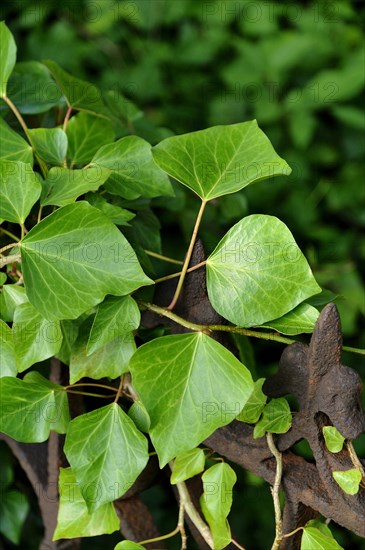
xmin=332 ymin=469 xmax=362 ymax=495
xmin=170 ymin=448 xmax=206 ymax=484
xmin=130 ymin=332 xmax=254 ymax=466
xmin=258 ymin=303 xmax=319 ymax=335
xmin=28 ymin=128 xmax=68 ymax=165
xmin=0 ymin=118 xmax=33 ymax=164
xmin=64 ymin=404 xmax=149 ymax=511
xmin=323 ymin=426 xmax=345 ymax=453
xmin=152 ymin=120 xmax=291 ymax=201
xmin=206 ymin=215 xmax=321 ymax=327
xmin=20 ymin=202 xmax=153 ymax=320
xmin=0 ymin=161 xmax=41 ymax=224
xmin=66 ymin=112 xmax=115 ymax=165
xmin=253 ymin=397 xmax=292 ymax=439
xmin=236 ymin=378 xmax=267 ymax=424
xmin=300 ymin=526 xmax=344 ymax=549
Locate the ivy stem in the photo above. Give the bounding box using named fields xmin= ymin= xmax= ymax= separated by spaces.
xmin=145 ymin=249 xmax=184 ymax=265
xmin=178 ymin=498 xmax=187 ymax=549
xmin=347 ymin=441 xmax=365 ymax=479
xmin=155 ymin=261 xmax=207 ymax=284
xmin=342 ymin=345 xmax=365 ymax=356
xmin=114 ymin=375 xmax=125 ymax=403
xmin=167 ymin=199 xmax=207 ymax=310
xmin=0 ymin=242 xmax=18 ymax=255
xmin=138 ymin=525 xmax=180 ymax=546
xmin=231 ymin=539 xmax=247 ymax=550
xmin=63 ymin=105 xmax=73 ymax=132
xmin=64 ymin=382 xmax=118 ymax=392
xmin=0 ymin=228 xmax=20 ymax=241
xmin=37 ymin=206 xmax=43 ymax=224
xmin=64 ymin=390 xmax=116 ymax=399
xmin=2 ymin=95 xmax=48 ymax=178
xmin=281 ymin=526 xmax=304 ymax=539
xmin=0 ymin=253 xmax=21 ymax=268
xmin=267 ymin=433 xmax=283 ymax=550
xmin=139 ymin=302 xmax=208 ymax=333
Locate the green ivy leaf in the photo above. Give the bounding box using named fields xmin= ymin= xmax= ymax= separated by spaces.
xmin=323 ymin=426 xmax=345 ymax=453
xmin=128 ymin=400 xmax=151 ymax=434
xmin=206 ymin=215 xmax=321 ymax=327
xmin=253 ymin=398 xmax=292 ymax=439
xmin=0 ymin=22 xmax=17 ymax=97
xmin=86 ymin=193 xmax=135 ymax=226
xmin=114 ymin=542 xmax=146 ymax=550
xmin=0 ymin=119 xmax=33 ymax=164
xmin=236 ymin=378 xmax=267 ymax=424
xmin=258 ymin=303 xmax=319 ymax=335
xmin=152 ymin=120 xmax=291 ymax=201
xmin=130 ymin=332 xmax=254 ymax=466
xmin=56 ymin=316 xmax=85 ymax=365
xmin=87 ymin=295 xmax=140 ymax=355
xmin=301 ymin=526 xmax=344 ymax=549
xmin=0 ymin=374 xmax=69 ymax=442
xmin=0 ymin=284 xmax=28 ymax=322
xmin=41 ymin=166 xmax=111 ymax=207
xmin=170 ymin=448 xmax=206 ymax=484
xmin=43 ymin=60 xmax=112 ymax=119
xmin=66 ymin=112 xmax=116 ymax=165
xmin=91 ymin=136 xmax=174 ymax=200
xmin=12 ymin=302 xmax=62 ymax=372
xmin=64 ymin=403 xmax=149 ymax=512
xmin=0 ymin=319 xmax=16 ymax=377
xmin=0 ymin=272 xmax=6 ymax=285
xmin=28 ymin=128 xmax=68 ymax=165
xmin=332 ymin=469 xmax=362 ymax=495
xmin=53 ymin=467 xmax=119 ymax=540
xmin=20 ymin=202 xmax=153 ymax=320
xmin=200 ymin=463 xmax=236 ymax=550
xmin=0 ymin=161 xmax=41 ymax=224
xmin=69 ymin=316 xmax=136 ymax=384
xmin=0 ymin=490 xmax=29 ymax=544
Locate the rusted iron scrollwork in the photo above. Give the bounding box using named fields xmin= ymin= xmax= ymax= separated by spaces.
xmin=1 ymin=241 xmax=364 ymax=549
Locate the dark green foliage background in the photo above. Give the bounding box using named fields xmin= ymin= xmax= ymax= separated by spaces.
xmin=1 ymin=1 xmax=364 ymax=548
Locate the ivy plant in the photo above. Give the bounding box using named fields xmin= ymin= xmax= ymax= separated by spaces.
xmin=0 ymin=21 xmax=361 ymax=549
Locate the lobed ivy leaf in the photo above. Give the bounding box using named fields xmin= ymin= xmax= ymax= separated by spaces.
xmin=200 ymin=463 xmax=236 ymax=550
xmin=323 ymin=426 xmax=345 ymax=453
xmin=0 ymin=490 xmax=29 ymax=545
xmin=41 ymin=166 xmax=111 ymax=207
xmin=13 ymin=302 xmax=62 ymax=372
xmin=332 ymin=469 xmax=362 ymax=495
xmin=20 ymin=202 xmax=153 ymax=320
xmin=236 ymin=378 xmax=267 ymax=424
xmin=86 ymin=193 xmax=135 ymax=226
xmin=152 ymin=120 xmax=291 ymax=201
xmin=91 ymin=136 xmax=173 ymax=200
xmin=300 ymin=526 xmax=344 ymax=549
xmin=253 ymin=397 xmax=292 ymax=439
xmin=170 ymin=448 xmax=206 ymax=484
xmin=66 ymin=112 xmax=116 ymax=165
xmin=0 ymin=373 xmax=69 ymax=442
xmin=130 ymin=332 xmax=254 ymax=466
xmin=64 ymin=403 xmax=149 ymax=512
xmin=206 ymin=215 xmax=321 ymax=327
xmin=28 ymin=128 xmax=68 ymax=165
xmin=0 ymin=22 xmax=17 ymax=97
xmin=53 ymin=468 xmax=119 ymax=540
xmin=0 ymin=161 xmax=41 ymax=224
xmin=0 ymin=319 xmax=17 ymax=377
xmin=0 ymin=284 xmax=28 ymax=322
xmin=258 ymin=303 xmax=319 ymax=335
xmin=0 ymin=118 xmax=33 ymax=164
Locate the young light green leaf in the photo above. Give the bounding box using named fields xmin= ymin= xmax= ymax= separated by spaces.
xmin=91 ymin=136 xmax=173 ymax=200
xmin=171 ymin=448 xmax=205 ymax=484
xmin=323 ymin=426 xmax=345 ymax=453
xmin=301 ymin=526 xmax=344 ymax=549
xmin=253 ymin=397 xmax=292 ymax=439
xmin=41 ymin=166 xmax=111 ymax=207
xmin=0 ymin=374 xmax=69 ymax=442
xmin=87 ymin=295 xmax=140 ymax=355
xmin=128 ymin=400 xmax=151 ymax=434
xmin=258 ymin=303 xmax=319 ymax=335
xmin=20 ymin=202 xmax=153 ymax=320
xmin=304 ymin=519 xmax=336 ymax=538
xmin=206 ymin=215 xmax=321 ymax=327
xmin=43 ymin=60 xmax=112 ymax=119
xmin=0 ymin=161 xmax=41 ymax=224
xmin=236 ymin=378 xmax=267 ymax=424
xmin=152 ymin=120 xmax=291 ymax=201
xmin=0 ymin=118 xmax=33 ymax=164
xmin=0 ymin=319 xmax=17 ymax=377
xmin=86 ymin=193 xmax=135 ymax=226
xmin=0 ymin=22 xmax=17 ymax=97
xmin=66 ymin=112 xmax=116 ymax=165
xmin=0 ymin=272 xmax=6 ymax=285
xmin=332 ymin=469 xmax=362 ymax=495
xmin=0 ymin=284 xmax=28 ymax=322
xmin=64 ymin=403 xmax=149 ymax=512
xmin=28 ymin=128 xmax=68 ymax=165
xmin=12 ymin=302 xmax=62 ymax=372
xmin=114 ymin=542 xmax=146 ymax=550
xmin=53 ymin=467 xmax=119 ymax=540
xmin=6 ymin=61 xmax=61 ymax=114
xmin=130 ymin=332 xmax=254 ymax=467
xmin=0 ymin=490 xmax=29 ymax=545
xmin=200 ymin=463 xmax=236 ymax=550
xmin=69 ymin=316 xmax=136 ymax=384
